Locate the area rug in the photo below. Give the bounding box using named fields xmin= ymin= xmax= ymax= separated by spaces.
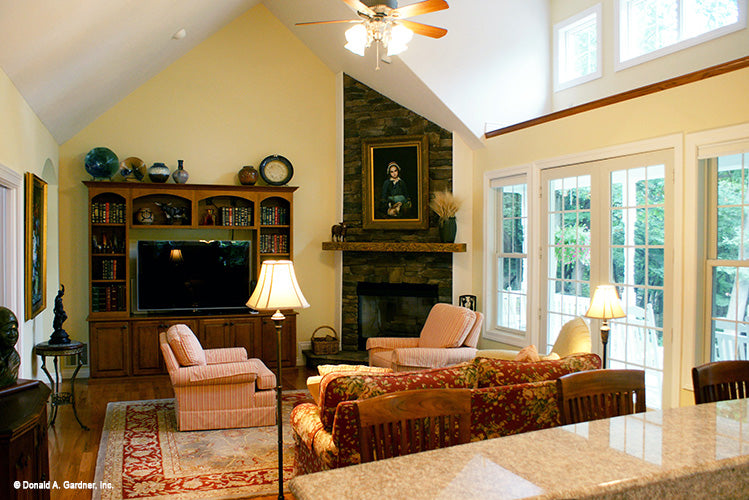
xmin=93 ymin=390 xmax=313 ymax=500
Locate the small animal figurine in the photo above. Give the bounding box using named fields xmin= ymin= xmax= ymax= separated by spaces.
xmin=331 ymin=222 xmax=347 ymax=242
xmin=155 ymin=202 xmax=187 ymax=225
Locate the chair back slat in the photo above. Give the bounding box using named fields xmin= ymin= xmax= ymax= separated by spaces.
xmin=692 ymin=361 xmax=749 ymax=404
xmin=356 ymin=388 xmax=471 ymax=463
xmin=557 ymin=369 xmax=646 ymax=425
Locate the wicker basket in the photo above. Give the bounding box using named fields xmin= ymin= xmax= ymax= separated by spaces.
xmin=311 ymin=326 xmax=339 ymax=355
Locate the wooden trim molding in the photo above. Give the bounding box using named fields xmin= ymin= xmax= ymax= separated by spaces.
xmin=485 ymin=56 xmax=749 ymax=139
xmin=322 ymin=241 xmax=466 ymax=253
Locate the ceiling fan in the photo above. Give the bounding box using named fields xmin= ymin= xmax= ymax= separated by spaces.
xmin=297 ymin=0 xmax=449 ymax=68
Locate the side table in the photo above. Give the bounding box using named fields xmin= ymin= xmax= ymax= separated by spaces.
xmin=34 ymin=341 xmax=89 ymax=430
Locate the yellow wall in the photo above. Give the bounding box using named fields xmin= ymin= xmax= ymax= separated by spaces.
xmin=474 ymin=66 xmax=749 ymax=405
xmin=0 ymin=67 xmax=60 ymax=379
xmin=59 ymin=5 xmax=338 ymax=363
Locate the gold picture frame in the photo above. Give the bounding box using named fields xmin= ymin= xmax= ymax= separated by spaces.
xmin=25 ymin=172 xmax=47 ymax=320
xmin=362 ymin=135 xmax=429 ymax=230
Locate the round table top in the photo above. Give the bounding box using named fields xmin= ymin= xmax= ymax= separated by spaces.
xmin=34 ymin=340 xmax=84 ymax=356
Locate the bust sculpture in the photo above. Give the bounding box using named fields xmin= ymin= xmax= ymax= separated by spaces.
xmin=0 ymin=306 xmax=21 ymax=388
xmin=49 ymin=284 xmax=71 ymax=344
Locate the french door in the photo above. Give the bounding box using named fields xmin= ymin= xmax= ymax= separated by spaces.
xmin=541 ymin=150 xmax=673 ymax=408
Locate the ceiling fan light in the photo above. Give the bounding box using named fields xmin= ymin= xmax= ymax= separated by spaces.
xmin=344 ymin=24 xmax=368 ymax=56
xmin=386 ymin=42 xmax=408 ymax=56
xmin=390 ymin=24 xmax=413 ymax=46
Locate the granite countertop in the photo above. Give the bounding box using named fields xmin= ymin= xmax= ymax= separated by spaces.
xmin=289 ymin=398 xmax=749 ymax=499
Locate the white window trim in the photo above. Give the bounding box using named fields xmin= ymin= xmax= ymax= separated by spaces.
xmin=683 ymin=122 xmax=749 ymax=392
xmin=554 ymin=4 xmax=603 ymax=92
xmin=0 ymin=164 xmax=26 ymax=376
xmin=483 ymin=165 xmax=536 ymax=347
xmin=614 ymin=0 xmax=747 ymax=72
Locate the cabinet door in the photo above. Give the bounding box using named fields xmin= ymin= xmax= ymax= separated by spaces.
xmin=261 ymin=315 xmax=296 ymax=367
xmin=231 ymin=317 xmax=262 ymax=359
xmin=129 ymin=319 xmax=196 ymax=375
xmin=89 ymin=321 xmax=130 ymax=377
xmin=199 ymin=318 xmax=232 ymax=349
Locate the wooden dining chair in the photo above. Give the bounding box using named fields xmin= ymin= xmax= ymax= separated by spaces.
xmin=556 ymin=369 xmax=646 ymax=425
xmin=692 ymin=360 xmax=749 ymax=404
xmin=355 ymin=388 xmax=471 ymax=463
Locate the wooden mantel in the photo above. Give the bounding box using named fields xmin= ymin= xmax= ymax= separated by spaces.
xmin=322 ymin=241 xmax=466 ymax=253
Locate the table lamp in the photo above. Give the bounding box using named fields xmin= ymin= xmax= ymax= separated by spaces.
xmin=584 ymin=285 xmax=625 ymax=368
xmin=246 ymin=260 xmax=309 ymax=500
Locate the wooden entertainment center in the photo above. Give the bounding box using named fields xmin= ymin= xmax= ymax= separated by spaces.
xmin=85 ymin=181 xmax=297 ymax=378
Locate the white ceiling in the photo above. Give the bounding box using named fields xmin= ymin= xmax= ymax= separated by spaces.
xmin=0 ymin=0 xmax=550 ymax=148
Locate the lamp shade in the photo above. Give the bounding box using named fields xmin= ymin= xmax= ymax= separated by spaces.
xmin=585 ymin=285 xmax=626 ymax=320
xmin=246 ymin=260 xmax=309 ymax=312
xmin=344 ymin=24 xmax=368 ymax=56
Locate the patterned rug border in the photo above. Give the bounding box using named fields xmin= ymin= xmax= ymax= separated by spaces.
xmin=93 ymin=390 xmax=311 ymax=500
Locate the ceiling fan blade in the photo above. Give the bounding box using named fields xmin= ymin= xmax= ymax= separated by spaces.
xmin=296 ymin=20 xmax=360 ymax=26
xmin=340 ymin=0 xmax=376 ymax=17
xmin=398 ymin=20 xmax=447 ymax=39
xmin=392 ymin=0 xmax=449 ymax=19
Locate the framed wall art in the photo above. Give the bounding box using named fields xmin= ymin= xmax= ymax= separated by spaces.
xmin=362 ymin=135 xmax=429 ymax=230
xmin=25 ymin=172 xmax=47 ymax=320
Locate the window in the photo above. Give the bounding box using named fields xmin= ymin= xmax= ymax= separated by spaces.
xmin=554 ymin=5 xmax=602 ymax=91
xmin=485 ymin=172 xmax=530 ymax=345
xmin=616 ymin=0 xmax=743 ymax=69
xmin=705 ymin=149 xmax=749 ymax=361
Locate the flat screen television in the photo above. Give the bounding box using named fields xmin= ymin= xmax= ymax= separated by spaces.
xmin=136 ymin=240 xmax=252 ymax=313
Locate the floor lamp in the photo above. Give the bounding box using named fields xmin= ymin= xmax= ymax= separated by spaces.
xmin=246 ymin=260 xmax=309 ymax=500
xmin=585 ymin=285 xmax=625 ymax=369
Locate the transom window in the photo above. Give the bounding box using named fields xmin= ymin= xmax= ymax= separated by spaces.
xmin=617 ymin=0 xmax=743 ymax=69
xmin=554 ymin=4 xmax=602 ymax=91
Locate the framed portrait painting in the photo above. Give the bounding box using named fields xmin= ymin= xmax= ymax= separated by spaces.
xmin=362 ymin=135 xmax=429 ymax=230
xmin=25 ymin=172 xmax=47 ymax=320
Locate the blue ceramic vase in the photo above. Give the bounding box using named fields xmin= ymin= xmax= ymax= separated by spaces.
xmin=148 ymin=162 xmax=170 ymax=183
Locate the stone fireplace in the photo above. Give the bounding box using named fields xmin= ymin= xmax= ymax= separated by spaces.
xmin=302 ymin=74 xmax=456 ymax=367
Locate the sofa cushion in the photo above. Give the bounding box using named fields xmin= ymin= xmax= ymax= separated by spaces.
xmin=418 ymin=304 xmax=476 ymax=348
xmin=317 ymin=361 xmax=478 ymax=430
xmin=166 ymin=324 xmax=206 ymax=366
xmin=308 ymin=365 xmax=393 ymax=405
xmin=474 ymin=352 xmax=601 ymax=388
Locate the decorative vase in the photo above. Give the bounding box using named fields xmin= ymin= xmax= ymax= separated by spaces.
xmin=238 ymin=165 xmax=258 ymax=185
xmin=172 ymin=160 xmax=189 ymax=184
xmin=439 ymin=216 xmax=457 ymax=243
xmin=148 ymin=162 xmax=170 ymax=183
xmin=84 ymin=147 xmax=119 ymax=180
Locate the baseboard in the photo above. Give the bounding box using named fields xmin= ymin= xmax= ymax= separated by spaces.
xmin=298 ymin=341 xmax=311 ymax=366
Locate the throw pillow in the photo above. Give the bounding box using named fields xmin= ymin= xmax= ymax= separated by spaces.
xmin=166 ymin=324 xmax=206 ymax=366
xmin=418 ymin=304 xmax=476 ymax=348
xmin=308 ymin=365 xmax=393 ymax=405
xmin=473 ymin=352 xmax=601 ymax=388
xmin=551 ymin=316 xmax=591 ymax=357
xmin=514 ymin=345 xmax=541 ymax=362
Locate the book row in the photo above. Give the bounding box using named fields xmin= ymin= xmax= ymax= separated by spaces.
xmin=91 ymin=202 xmax=126 ymax=224
xmin=92 ymin=285 xmax=127 ymax=312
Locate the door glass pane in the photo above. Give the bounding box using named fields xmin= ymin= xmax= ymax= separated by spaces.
xmin=546 ymin=175 xmax=591 ymax=353
xmin=496 ymin=182 xmax=528 ymax=332
xmin=609 ymin=165 xmax=666 ymax=409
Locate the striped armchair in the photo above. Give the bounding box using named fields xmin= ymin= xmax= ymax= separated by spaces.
xmin=367 ymin=303 xmax=483 ymax=372
xmin=159 ymin=324 xmax=277 ymax=431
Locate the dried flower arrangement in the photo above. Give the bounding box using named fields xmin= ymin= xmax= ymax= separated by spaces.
xmin=429 ymin=190 xmax=461 ymax=224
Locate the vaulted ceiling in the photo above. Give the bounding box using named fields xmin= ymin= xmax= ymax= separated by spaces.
xmin=0 ymin=1 xmax=550 ymax=148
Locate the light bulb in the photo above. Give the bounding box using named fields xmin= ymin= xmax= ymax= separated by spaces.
xmin=344 ymin=24 xmax=368 ymax=56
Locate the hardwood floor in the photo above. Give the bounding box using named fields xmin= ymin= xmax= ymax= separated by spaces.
xmin=46 ymin=366 xmax=314 ymax=500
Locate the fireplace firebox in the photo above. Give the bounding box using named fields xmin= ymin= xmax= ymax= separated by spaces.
xmin=356 ymin=282 xmax=439 ymax=351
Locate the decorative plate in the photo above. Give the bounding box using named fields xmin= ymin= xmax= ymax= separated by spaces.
xmin=259 ymin=155 xmax=293 ymax=186
xmin=85 ymin=147 xmax=119 ymax=180
xmin=118 ymin=157 xmax=146 ymax=181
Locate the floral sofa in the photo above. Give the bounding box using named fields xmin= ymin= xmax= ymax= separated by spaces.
xmin=290 ymin=353 xmax=601 ymax=475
